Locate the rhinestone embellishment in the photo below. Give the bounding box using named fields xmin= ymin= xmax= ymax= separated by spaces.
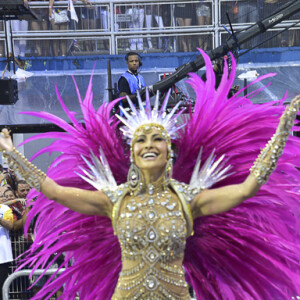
xmin=127 ymin=204 xmax=136 ymax=211
xmin=166 ymin=203 xmax=176 ymax=211
xmin=146 ymin=210 xmax=157 ymax=223
xmin=148 ymin=198 xmax=154 ymax=205
xmin=149 ymin=212 xmax=155 ymax=219
xmin=145 ymin=246 xmax=160 ymax=265
xmin=146 ymin=226 xmax=158 ymax=242
xmin=145 ymin=275 xmax=158 ymax=291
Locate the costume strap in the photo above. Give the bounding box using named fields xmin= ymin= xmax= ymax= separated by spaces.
xmin=111 ymin=185 xmax=129 ymax=235
xmin=170 ymin=180 xmax=194 ymax=237
xmin=250 ymin=100 xmax=300 ymax=185
xmin=2 ymin=148 xmax=46 ymax=191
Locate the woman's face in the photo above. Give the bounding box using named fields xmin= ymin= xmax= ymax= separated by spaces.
xmin=4 ymin=190 xmax=15 ymax=202
xmin=133 ymin=129 xmax=168 ymax=173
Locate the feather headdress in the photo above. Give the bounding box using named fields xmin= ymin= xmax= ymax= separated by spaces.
xmin=116 ymin=89 xmax=186 ymax=142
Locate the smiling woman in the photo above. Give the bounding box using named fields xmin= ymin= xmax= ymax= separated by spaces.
xmin=0 ymin=51 xmax=299 ymax=299
xmin=110 ymin=116 xmax=193 ymax=298
xmin=133 ymin=129 xmax=168 ymax=178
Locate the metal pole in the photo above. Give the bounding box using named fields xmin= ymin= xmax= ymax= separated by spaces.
xmin=9 ymin=20 xmax=16 ymax=74
xmin=244 ymin=78 xmax=247 ymax=96
xmin=107 ymin=60 xmax=113 ymax=101
xmin=110 ymin=1 xmax=116 ymax=54
xmin=2 ymin=268 xmax=66 ymax=300
xmin=214 ymin=0 xmax=219 ymax=48
xmin=3 ymin=19 xmax=11 ymax=72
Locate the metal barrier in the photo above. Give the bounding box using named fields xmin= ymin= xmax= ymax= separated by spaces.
xmin=2 ymin=268 xmax=66 ymax=300
xmin=0 ymin=0 xmax=298 ymax=56
xmin=7 ymin=229 xmax=33 ymax=299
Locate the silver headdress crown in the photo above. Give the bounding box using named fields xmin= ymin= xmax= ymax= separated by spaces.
xmin=116 ymin=90 xmax=186 ymax=141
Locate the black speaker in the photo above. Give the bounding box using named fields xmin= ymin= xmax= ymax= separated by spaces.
xmin=0 ymin=79 xmax=18 ymax=105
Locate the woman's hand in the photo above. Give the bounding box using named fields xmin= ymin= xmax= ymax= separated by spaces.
xmin=276 ymin=95 xmax=300 ymax=134
xmin=16 ymin=198 xmax=27 ymax=206
xmin=0 ymin=128 xmax=14 ymax=152
xmin=289 ymin=94 xmax=300 ymax=111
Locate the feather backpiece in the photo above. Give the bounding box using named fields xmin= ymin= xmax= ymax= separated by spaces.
xmin=178 ymin=50 xmax=300 ymax=299
xmin=19 ymin=51 xmax=300 ymax=299
xmin=19 ymin=74 xmax=127 ymax=299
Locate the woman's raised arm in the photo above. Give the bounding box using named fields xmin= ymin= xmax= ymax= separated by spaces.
xmin=191 ymin=95 xmax=300 ymax=219
xmin=191 ymin=174 xmax=259 ymax=218
xmin=0 ymin=128 xmax=113 ymax=217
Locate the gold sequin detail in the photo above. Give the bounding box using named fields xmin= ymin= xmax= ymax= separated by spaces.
xmin=250 ymin=101 xmax=299 ymax=185
xmin=112 ymin=186 xmax=190 ymax=300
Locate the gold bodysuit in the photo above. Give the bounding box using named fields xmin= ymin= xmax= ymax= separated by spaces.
xmin=109 ymin=179 xmax=194 ymax=300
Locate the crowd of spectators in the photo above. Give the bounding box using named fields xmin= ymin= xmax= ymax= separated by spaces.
xmin=0 ymin=0 xmax=299 ymax=56
xmin=0 ymin=166 xmax=64 ymax=299
xmin=0 ymin=166 xmax=33 ymax=300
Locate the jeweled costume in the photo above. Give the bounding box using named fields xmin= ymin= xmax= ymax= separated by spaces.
xmin=111 ymin=180 xmax=191 ymax=299
xmin=8 ymin=51 xmax=299 ymax=299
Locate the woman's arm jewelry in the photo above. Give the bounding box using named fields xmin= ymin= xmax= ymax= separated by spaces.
xmin=250 ymin=99 xmax=300 ymax=185
xmin=2 ymin=148 xmax=46 ymax=191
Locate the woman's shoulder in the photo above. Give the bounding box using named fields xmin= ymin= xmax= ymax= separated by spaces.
xmin=170 ymin=179 xmax=195 ymax=236
xmin=102 ymin=183 xmax=129 ymax=204
xmin=170 ymin=179 xmax=204 ymax=203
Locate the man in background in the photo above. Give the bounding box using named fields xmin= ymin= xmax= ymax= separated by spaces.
xmin=118 ymin=52 xmax=146 ymax=104
xmin=15 ymin=180 xmax=30 ymax=199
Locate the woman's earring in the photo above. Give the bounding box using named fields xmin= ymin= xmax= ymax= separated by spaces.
xmin=127 ymin=162 xmax=142 ymax=193
xmin=164 ymin=158 xmax=173 ymax=188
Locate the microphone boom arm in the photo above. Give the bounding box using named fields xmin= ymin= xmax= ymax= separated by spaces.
xmin=148 ymin=0 xmax=300 ymax=94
